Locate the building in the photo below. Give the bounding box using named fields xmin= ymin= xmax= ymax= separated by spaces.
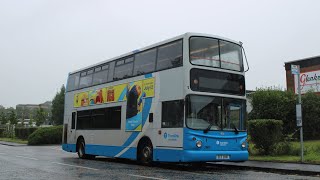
xmin=284 ymin=55 xmax=320 ymax=94
xmin=15 ymin=101 xmax=52 ymax=126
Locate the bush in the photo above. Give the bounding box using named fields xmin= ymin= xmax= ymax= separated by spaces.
xmin=28 ymin=126 xmax=62 ymax=145
xmin=0 ymin=128 xmax=5 ymax=137
xmin=15 ymin=127 xmax=38 ymax=140
xmin=301 ymin=92 xmax=320 ymax=140
xmin=272 ymin=141 xmax=292 ymax=155
xmin=248 ymin=119 xmax=283 ymax=155
xmin=248 ymin=88 xmax=296 ymax=135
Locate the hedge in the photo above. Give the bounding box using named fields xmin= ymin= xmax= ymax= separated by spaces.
xmin=0 ymin=128 xmax=4 ymax=137
xmin=248 ymin=119 xmax=283 ymax=155
xmin=15 ymin=127 xmax=38 ymax=140
xmin=28 ymin=126 xmax=62 ymax=145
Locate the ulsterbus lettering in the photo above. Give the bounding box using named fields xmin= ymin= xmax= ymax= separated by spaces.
xmin=163 ymin=133 xmax=179 ymax=141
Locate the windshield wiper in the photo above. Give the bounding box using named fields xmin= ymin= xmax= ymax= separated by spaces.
xmin=231 ymin=123 xmax=239 ymax=134
xmin=204 ymin=122 xmax=215 ymax=134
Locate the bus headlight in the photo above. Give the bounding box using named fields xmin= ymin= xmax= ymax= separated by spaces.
xmin=241 ymin=142 xmax=246 ymax=148
xmin=196 ymin=140 xmax=202 ymax=148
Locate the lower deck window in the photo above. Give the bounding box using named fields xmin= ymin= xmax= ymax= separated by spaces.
xmin=76 ymin=106 xmax=121 ymax=130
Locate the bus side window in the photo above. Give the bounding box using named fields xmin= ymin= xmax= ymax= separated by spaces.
xmin=79 ymin=70 xmax=93 ymax=88
xmin=67 ymin=72 xmax=80 ymax=91
xmin=133 ymin=49 xmax=157 ymax=76
xmin=161 ymin=100 xmax=184 ymax=128
xmin=156 ymin=40 xmax=183 ymax=71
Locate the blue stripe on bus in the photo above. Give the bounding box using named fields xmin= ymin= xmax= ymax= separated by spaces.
xmin=145 ymin=73 xmax=152 ymax=78
xmin=121 ymin=73 xmax=153 ymax=147
xmin=62 ymin=143 xmax=76 ymax=152
xmin=118 ymin=86 xmax=127 ymax=101
xmin=63 ymin=143 xmax=248 ymax=162
xmin=122 ymin=97 xmax=152 ymax=147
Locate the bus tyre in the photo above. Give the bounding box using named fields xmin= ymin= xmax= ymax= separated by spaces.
xmin=77 ymin=139 xmax=87 ymax=159
xmin=139 ymin=141 xmax=153 ymax=165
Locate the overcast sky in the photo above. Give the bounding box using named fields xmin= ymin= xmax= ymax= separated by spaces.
xmin=1 ymin=0 xmax=320 ymax=108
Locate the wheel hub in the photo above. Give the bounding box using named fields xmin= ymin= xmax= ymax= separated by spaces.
xmin=143 ymin=146 xmax=151 ymax=158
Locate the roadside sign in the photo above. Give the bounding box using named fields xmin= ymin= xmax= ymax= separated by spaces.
xmin=291 ymin=65 xmax=300 ymax=75
xmin=296 ymin=104 xmax=302 ymax=127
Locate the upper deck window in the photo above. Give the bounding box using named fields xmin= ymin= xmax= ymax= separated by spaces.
xmin=114 ymin=57 xmax=134 ymax=80
xmin=79 ymin=69 xmax=93 ymax=88
xmin=190 ymin=37 xmax=243 ymax=71
xmin=156 ymin=40 xmax=183 ymax=71
xmin=67 ymin=72 xmax=80 ymax=91
xmin=220 ymin=40 xmax=242 ymax=71
xmin=93 ymin=64 xmax=108 ymax=85
xmin=133 ymin=49 xmax=157 ymax=76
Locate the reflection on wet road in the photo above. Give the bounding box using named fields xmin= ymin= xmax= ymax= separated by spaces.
xmin=0 ymin=145 xmax=318 ymax=180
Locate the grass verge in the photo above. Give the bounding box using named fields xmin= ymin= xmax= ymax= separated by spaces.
xmin=0 ymin=137 xmax=28 ymax=144
xmin=250 ymin=140 xmax=320 ymax=164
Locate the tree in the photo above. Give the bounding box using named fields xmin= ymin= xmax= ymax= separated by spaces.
xmin=0 ymin=111 xmax=7 ymax=125
xmin=52 ymin=85 xmax=65 ymax=125
xmin=248 ymin=88 xmax=296 ymax=135
xmin=34 ymin=107 xmax=46 ymax=126
xmin=8 ymin=109 xmax=17 ymax=125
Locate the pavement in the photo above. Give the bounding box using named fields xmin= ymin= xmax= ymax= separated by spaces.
xmin=0 ymin=141 xmax=27 ymax=146
xmin=0 ymin=141 xmax=319 ymax=176
xmin=210 ymin=160 xmax=320 ymax=176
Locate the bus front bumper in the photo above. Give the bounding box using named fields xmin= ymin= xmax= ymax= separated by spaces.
xmin=154 ymin=149 xmax=248 ymax=162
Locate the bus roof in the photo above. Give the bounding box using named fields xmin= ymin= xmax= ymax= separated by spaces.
xmin=69 ymin=32 xmax=241 ymax=75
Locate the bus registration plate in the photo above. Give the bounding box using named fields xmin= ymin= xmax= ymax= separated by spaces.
xmin=216 ymin=155 xmax=230 ymax=160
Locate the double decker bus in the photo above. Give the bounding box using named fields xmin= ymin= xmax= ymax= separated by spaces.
xmin=62 ymin=32 xmax=248 ymax=163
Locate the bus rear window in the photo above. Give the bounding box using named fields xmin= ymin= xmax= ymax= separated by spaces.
xmin=190 ymin=68 xmax=245 ymax=96
xmin=67 ymin=73 xmax=80 ymax=91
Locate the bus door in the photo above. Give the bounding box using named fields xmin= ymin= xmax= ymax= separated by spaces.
xmin=69 ymin=111 xmax=77 ymax=143
xmin=157 ymin=100 xmax=184 ymax=149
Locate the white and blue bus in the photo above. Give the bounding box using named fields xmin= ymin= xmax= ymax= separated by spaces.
xmin=62 ymin=32 xmax=248 ymax=163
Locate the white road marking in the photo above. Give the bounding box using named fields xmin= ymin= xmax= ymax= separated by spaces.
xmin=51 ymin=162 xmax=99 ymax=171
xmin=15 ymin=155 xmax=38 ymax=161
xmin=48 ymin=147 xmax=63 ymax=151
xmin=0 ymin=152 xmax=7 ymax=155
xmin=128 ymin=174 xmax=168 ymax=180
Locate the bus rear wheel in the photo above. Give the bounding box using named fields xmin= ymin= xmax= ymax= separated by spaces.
xmin=77 ymin=139 xmax=87 ymax=159
xmin=138 ymin=140 xmax=153 ymax=165
xmin=77 ymin=139 xmax=95 ymax=159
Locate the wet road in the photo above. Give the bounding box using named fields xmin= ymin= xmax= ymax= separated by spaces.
xmin=0 ymin=144 xmax=318 ymax=180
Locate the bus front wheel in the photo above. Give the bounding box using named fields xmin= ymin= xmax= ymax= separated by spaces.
xmin=138 ymin=140 xmax=153 ymax=165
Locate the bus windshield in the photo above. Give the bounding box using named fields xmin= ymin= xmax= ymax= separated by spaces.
xmin=189 ymin=37 xmax=243 ymax=71
xmin=186 ymin=95 xmax=246 ymax=131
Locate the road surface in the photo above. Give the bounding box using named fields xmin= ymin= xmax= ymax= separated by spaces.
xmin=0 ymin=144 xmax=318 ymax=180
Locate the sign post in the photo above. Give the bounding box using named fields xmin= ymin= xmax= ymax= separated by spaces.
xmin=291 ymin=64 xmax=304 ymax=162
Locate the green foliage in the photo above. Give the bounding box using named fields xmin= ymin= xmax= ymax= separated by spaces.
xmin=0 ymin=128 xmax=5 ymax=137
xmin=34 ymin=108 xmax=46 ymax=126
xmin=250 ymin=140 xmax=320 ymax=164
xmin=3 ymin=124 xmax=15 ymax=138
xmin=28 ymin=126 xmax=62 ymax=145
xmin=301 ymin=92 xmax=320 ymax=140
xmin=8 ymin=109 xmax=17 ymax=125
xmin=248 ymin=119 xmax=283 ymax=155
xmin=15 ymin=127 xmax=38 ymax=140
xmin=272 ymin=141 xmax=292 ymax=155
xmin=248 ymin=88 xmax=296 ymax=135
xmin=0 ymin=111 xmax=7 ymax=125
xmin=52 ymin=85 xmax=65 ymax=125
xmin=0 ymin=137 xmax=28 ymax=144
